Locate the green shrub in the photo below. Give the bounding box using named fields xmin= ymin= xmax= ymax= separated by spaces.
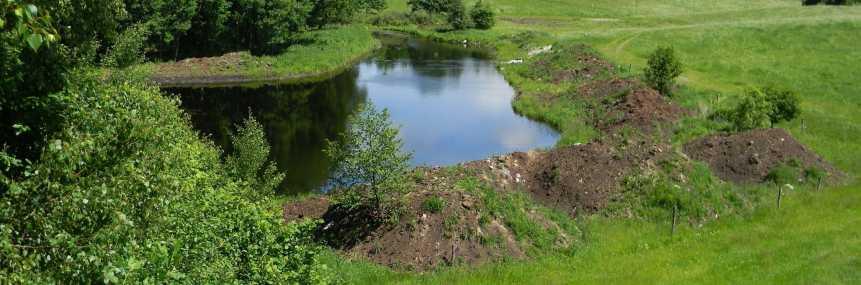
xmin=447 ymin=0 xmax=469 ymax=30
xmin=470 ymin=1 xmax=495 ymax=30
xmin=325 ymin=103 xmax=413 ymax=220
xmin=763 ymin=87 xmax=801 ymax=127
xmin=0 ymin=72 xmax=331 ymax=283
xmin=225 ymin=115 xmax=285 ymax=199
xmin=766 ymin=163 xmax=800 ymax=185
xmin=643 ymin=46 xmax=683 ymax=96
xmin=727 ymin=88 xmax=773 ymax=132
xmin=102 ymin=23 xmax=150 ymax=68
xmin=422 ymin=195 xmax=446 ymax=213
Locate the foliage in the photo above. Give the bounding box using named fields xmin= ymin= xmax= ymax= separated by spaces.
xmin=765 ymin=161 xmax=800 ymax=185
xmin=422 ymin=195 xmax=446 ymax=213
xmin=0 ymin=72 xmax=330 ymax=283
xmin=447 ymin=0 xmax=468 ymax=30
xmin=101 ymin=23 xmax=150 ymax=68
xmin=325 ymin=103 xmax=413 ymax=220
xmin=725 ymin=88 xmax=773 ymax=132
xmin=469 ymin=1 xmax=495 ymax=30
xmin=762 ymin=87 xmax=801 ymax=126
xmin=408 ymin=0 xmax=459 ymax=14
xmin=643 ymin=46 xmax=683 ymax=96
xmin=225 ymin=115 xmax=286 ymax=200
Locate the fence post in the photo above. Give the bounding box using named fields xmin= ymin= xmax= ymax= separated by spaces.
xmin=671 ymin=205 xmax=678 ymax=236
xmin=776 ymin=184 xmax=783 ymax=209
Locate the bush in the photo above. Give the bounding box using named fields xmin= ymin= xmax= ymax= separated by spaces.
xmin=225 ymin=115 xmax=285 ymax=199
xmin=102 ymin=23 xmax=150 ymax=68
xmin=643 ymin=46 xmax=683 ymax=96
xmin=470 ymin=1 xmax=495 ymax=30
xmin=447 ymin=0 xmax=469 ymax=30
xmin=763 ymin=87 xmax=801 ymax=127
xmin=422 ymin=195 xmax=446 ymax=213
xmin=766 ymin=162 xmax=800 ymax=185
xmin=325 ymin=103 xmax=413 ymax=220
xmin=727 ymin=88 xmax=773 ymax=132
xmin=0 ymin=73 xmax=331 ymax=283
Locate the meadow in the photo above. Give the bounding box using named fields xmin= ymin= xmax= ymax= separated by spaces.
xmin=324 ymin=0 xmax=861 ymax=283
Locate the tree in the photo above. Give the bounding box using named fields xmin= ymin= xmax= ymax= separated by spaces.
xmin=644 ymin=46 xmax=683 ymax=96
xmin=470 ymin=1 xmax=495 ymax=30
xmin=447 ymin=0 xmax=468 ymax=30
xmin=763 ymin=87 xmax=801 ymax=127
xmin=728 ymin=88 xmax=773 ymax=132
xmin=225 ymin=115 xmax=285 ymax=199
xmin=325 ymin=103 xmax=413 ymax=219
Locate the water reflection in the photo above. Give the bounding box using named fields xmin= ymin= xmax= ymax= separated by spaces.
xmin=173 ymin=33 xmax=559 ymax=194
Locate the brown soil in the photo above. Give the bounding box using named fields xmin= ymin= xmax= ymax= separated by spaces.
xmin=283 ymin=196 xmax=330 ymax=222
xmin=283 ymin=170 xmax=535 ymax=271
xmin=683 ymin=128 xmax=843 ymax=184
xmin=576 ymin=78 xmax=689 ymax=134
xmin=464 ymin=140 xmax=671 ymax=217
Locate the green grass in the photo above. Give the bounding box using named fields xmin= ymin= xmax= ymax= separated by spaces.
xmin=332 ymin=0 xmax=861 ymax=283
xmin=330 ymin=185 xmax=860 ymax=284
xmin=137 ymin=24 xmax=380 ymax=85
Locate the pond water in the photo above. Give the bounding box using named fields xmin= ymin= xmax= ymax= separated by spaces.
xmin=170 ymin=33 xmax=559 ymax=194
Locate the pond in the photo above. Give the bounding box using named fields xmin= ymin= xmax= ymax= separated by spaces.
xmin=170 ymin=33 xmax=559 ymax=194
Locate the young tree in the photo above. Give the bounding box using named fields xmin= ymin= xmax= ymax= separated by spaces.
xmin=763 ymin=87 xmax=801 ymax=127
xmin=225 ymin=115 xmax=285 ymax=199
xmin=470 ymin=0 xmax=495 ymax=30
xmin=643 ymin=46 xmax=683 ymax=96
xmin=447 ymin=0 xmax=468 ymax=30
xmin=728 ymin=88 xmax=773 ymax=132
xmin=325 ymin=103 xmax=413 ymax=219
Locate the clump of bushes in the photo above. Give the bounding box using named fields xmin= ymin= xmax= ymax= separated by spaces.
xmin=470 ymin=1 xmax=496 ymax=30
xmin=643 ymin=46 xmax=683 ymax=96
xmin=0 ymin=73 xmax=330 ymax=283
xmin=325 ymin=103 xmax=413 ymax=221
xmin=712 ymin=87 xmax=802 ymax=132
xmin=408 ymin=0 xmax=496 ymax=30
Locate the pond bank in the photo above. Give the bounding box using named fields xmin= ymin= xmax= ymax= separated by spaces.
xmin=137 ymin=25 xmax=380 ymax=88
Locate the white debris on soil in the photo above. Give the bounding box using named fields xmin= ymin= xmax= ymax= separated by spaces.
xmin=528 ymin=45 xmax=553 ymax=57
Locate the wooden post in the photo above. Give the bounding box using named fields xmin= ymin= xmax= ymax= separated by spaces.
xmin=817 ymin=177 xmax=823 ymax=191
xmin=776 ymin=185 xmax=783 ymax=209
xmin=671 ymin=205 xmax=678 ymax=236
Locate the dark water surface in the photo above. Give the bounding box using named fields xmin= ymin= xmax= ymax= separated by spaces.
xmin=171 ymin=34 xmax=559 ymax=194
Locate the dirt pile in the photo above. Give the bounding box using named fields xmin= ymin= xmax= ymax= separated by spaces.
xmin=575 ymin=78 xmax=688 ymax=134
xmin=463 ymin=140 xmax=671 ymax=217
xmin=683 ymin=128 xmax=842 ymax=184
xmin=283 ymin=176 xmax=534 ymax=271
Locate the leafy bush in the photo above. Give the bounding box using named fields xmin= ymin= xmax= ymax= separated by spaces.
xmin=766 ymin=163 xmax=800 ymax=185
xmin=102 ymin=23 xmax=150 ymax=68
xmin=643 ymin=46 xmax=683 ymax=96
xmin=225 ymin=115 xmax=285 ymax=199
xmin=0 ymin=73 xmax=331 ymax=283
xmin=447 ymin=0 xmax=469 ymax=30
xmin=727 ymin=88 xmax=773 ymax=132
xmin=470 ymin=1 xmax=496 ymax=30
xmin=763 ymin=87 xmax=801 ymax=127
xmin=422 ymin=195 xmax=446 ymax=213
xmin=325 ymin=103 xmax=413 ymax=220
xmin=408 ymin=0 xmax=459 ymax=14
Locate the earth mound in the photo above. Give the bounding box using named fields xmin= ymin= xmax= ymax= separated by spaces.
xmin=282 ymin=166 xmax=578 ymax=271
xmin=465 ymin=140 xmax=672 ymax=217
xmin=683 ymin=128 xmax=842 ymax=184
xmin=576 ymin=78 xmax=689 ymax=134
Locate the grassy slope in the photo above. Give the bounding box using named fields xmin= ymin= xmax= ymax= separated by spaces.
xmin=138 ymin=24 xmax=379 ymax=85
xmin=339 ymin=0 xmax=861 ymax=283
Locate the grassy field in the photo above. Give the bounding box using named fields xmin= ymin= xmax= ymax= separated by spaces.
xmin=330 ymin=0 xmax=861 ymax=283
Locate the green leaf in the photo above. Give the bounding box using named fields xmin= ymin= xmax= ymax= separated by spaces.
xmin=0 ymin=19 xmax=5 ymax=29
xmin=26 ymin=34 xmax=43 ymax=51
xmin=25 ymin=4 xmax=38 ymax=17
